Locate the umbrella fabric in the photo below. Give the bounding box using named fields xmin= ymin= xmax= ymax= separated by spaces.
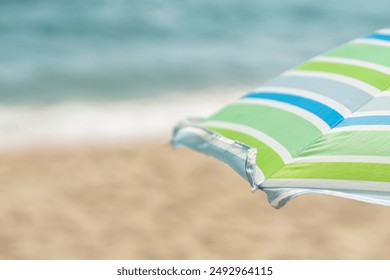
xmin=172 ymin=28 xmax=390 ymax=208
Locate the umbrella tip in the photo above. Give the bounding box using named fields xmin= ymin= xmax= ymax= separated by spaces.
xmin=251 ymin=186 xmax=259 ymax=193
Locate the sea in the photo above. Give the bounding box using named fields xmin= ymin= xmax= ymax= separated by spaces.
xmin=0 ymin=0 xmax=388 ymax=148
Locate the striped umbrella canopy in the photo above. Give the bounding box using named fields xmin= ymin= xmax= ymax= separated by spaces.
xmin=172 ymin=28 xmax=390 ymax=208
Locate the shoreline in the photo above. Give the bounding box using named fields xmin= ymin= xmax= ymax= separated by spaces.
xmin=0 ymin=89 xmax=245 ymax=150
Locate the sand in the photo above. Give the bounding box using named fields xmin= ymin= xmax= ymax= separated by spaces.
xmin=0 ymin=141 xmax=389 ymax=259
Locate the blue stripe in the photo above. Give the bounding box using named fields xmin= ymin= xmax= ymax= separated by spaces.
xmin=242 ymin=92 xmax=344 ymax=127
xmin=365 ymin=33 xmax=390 ymax=42
xmin=337 ymin=116 xmax=390 ymax=127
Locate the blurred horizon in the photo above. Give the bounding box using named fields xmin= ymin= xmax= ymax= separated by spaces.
xmin=0 ymin=0 xmax=388 ymax=147
xmin=1 ymin=0 xmax=389 ymax=104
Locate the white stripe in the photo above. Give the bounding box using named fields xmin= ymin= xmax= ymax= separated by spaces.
xmin=381 ymin=91 xmax=390 ymax=96
xmin=376 ymin=28 xmax=390 ymax=35
xmin=262 ymin=178 xmax=390 ymax=193
xmin=254 ymin=166 xmax=266 ymax=184
xmin=202 ymin=121 xmax=292 ymax=163
xmin=291 ymin=155 xmax=390 ymax=164
xmin=353 ymin=38 xmax=390 ymax=48
xmin=251 ymin=86 xmax=351 ymax=117
xmin=312 ymin=56 xmax=390 ymax=75
xmin=235 ymin=98 xmax=330 ymax=133
xmin=351 ymin=110 xmax=390 ymax=117
xmin=328 ymin=125 xmax=390 ymax=133
xmin=284 ymin=70 xmax=380 ymax=96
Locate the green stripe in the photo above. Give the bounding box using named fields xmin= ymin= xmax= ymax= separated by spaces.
xmin=298 ymin=131 xmax=390 ymax=157
xmin=296 ymin=61 xmax=390 ymax=90
xmin=324 ymin=43 xmax=390 ymax=67
xmin=207 ymin=127 xmax=284 ymax=177
xmin=206 ymin=103 xmax=322 ymax=157
xmin=270 ymin=162 xmax=390 ymax=182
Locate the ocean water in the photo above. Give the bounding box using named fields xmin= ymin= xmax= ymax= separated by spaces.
xmin=0 ymin=0 xmax=388 ymax=148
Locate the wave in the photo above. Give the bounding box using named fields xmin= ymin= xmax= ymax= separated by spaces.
xmin=0 ymin=89 xmax=246 ymax=150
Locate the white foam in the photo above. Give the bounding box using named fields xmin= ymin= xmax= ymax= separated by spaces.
xmin=0 ymin=89 xmax=245 ymax=150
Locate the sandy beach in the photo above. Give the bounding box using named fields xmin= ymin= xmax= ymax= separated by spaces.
xmin=0 ymin=140 xmax=388 ymax=259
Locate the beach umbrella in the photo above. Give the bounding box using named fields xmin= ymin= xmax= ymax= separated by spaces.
xmin=172 ymin=28 xmax=390 ymax=208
